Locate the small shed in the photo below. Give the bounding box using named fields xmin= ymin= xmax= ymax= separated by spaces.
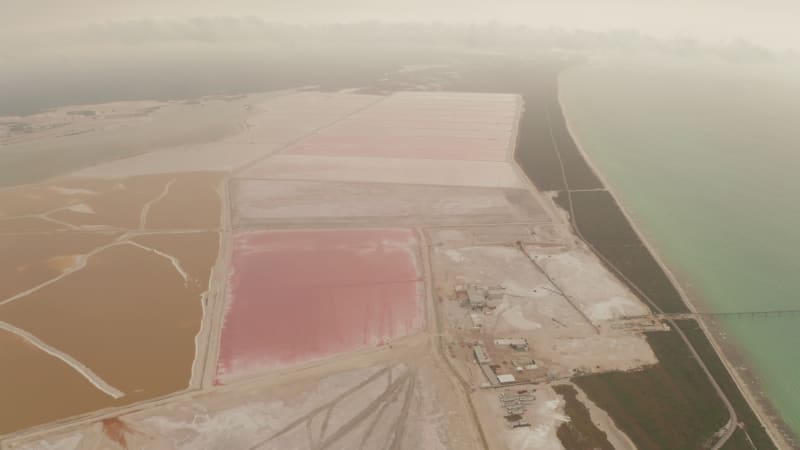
xmin=497 ymin=374 xmax=517 ymax=384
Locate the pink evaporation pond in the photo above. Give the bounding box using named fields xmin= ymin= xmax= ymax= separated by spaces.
xmin=286 ymin=135 xmax=510 ymax=161
xmin=216 ymin=228 xmax=423 ymax=383
xmin=284 ymin=92 xmax=518 ymax=161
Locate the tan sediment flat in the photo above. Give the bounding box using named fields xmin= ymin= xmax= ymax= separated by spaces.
xmin=144 ymin=173 xmax=223 ymax=230
xmin=0 ymin=217 xmax=65 ymax=233
xmin=0 ymin=185 xmax=93 ymax=218
xmin=0 ymin=232 xmax=119 ymax=300
xmin=69 ymin=141 xmax=275 ymax=178
xmin=0 ymin=321 xmax=124 ymax=399
xmin=0 ymin=244 xmax=201 ymax=404
xmin=0 ymin=329 xmax=116 ymax=435
xmin=48 ymin=175 xmax=173 ymax=229
xmin=132 ymin=231 xmax=220 ymax=294
xmin=45 ymin=256 xmax=81 ymax=272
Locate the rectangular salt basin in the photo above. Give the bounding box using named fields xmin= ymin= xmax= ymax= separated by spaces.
xmin=283 ymin=91 xmax=520 ymax=161
xmin=216 ymin=229 xmax=424 ymax=384
xmin=286 ymin=139 xmax=509 ymax=161
xmin=240 ymin=155 xmax=524 ymax=188
xmin=322 ymin=126 xmax=513 ymax=139
xmin=232 ymin=179 xmax=548 ymax=227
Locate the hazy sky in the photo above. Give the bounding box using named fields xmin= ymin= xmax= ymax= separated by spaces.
xmin=2 ymin=0 xmax=799 ymax=50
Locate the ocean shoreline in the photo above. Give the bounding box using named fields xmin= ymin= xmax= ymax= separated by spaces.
xmin=556 ymin=69 xmax=795 ymax=449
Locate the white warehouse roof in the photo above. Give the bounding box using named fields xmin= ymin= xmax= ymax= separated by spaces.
xmin=497 ymin=374 xmax=516 ymax=384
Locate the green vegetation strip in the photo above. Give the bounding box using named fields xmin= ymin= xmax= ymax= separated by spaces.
xmin=720 ymin=429 xmax=755 ymax=450
xmin=553 ymin=384 xmax=614 ymax=450
xmin=677 ymin=319 xmax=776 ymax=450
xmin=574 ymin=328 xmax=728 ymax=449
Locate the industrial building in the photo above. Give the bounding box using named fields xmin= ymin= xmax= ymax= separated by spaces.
xmin=494 ymin=338 xmax=529 ymax=351
xmin=473 ymin=345 xmax=491 ymax=365
xmin=466 ymin=285 xmax=487 ymax=310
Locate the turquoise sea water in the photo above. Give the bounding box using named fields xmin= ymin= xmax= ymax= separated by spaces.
xmin=559 ymin=57 xmax=800 ymax=438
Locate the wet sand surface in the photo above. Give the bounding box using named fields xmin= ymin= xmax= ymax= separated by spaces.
xmin=145 ymin=172 xmax=223 ymax=230
xmin=0 ymin=232 xmax=119 ymax=300
xmin=0 ymin=244 xmax=202 ymax=405
xmin=217 ymin=229 xmax=423 ymax=383
xmin=0 ymin=330 xmax=116 ymax=435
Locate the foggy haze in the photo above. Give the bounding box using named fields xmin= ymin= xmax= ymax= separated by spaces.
xmin=3 ymin=1 xmax=800 ymax=448
xmin=2 ymin=0 xmax=800 ymax=51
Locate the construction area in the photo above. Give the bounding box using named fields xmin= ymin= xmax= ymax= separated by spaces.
xmin=429 ymin=222 xmax=667 ymax=448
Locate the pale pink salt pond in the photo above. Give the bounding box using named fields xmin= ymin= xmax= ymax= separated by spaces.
xmin=286 ymin=134 xmax=509 ymax=161
xmin=281 ymin=91 xmax=519 ymax=161
xmin=216 ymin=228 xmax=424 ymax=383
